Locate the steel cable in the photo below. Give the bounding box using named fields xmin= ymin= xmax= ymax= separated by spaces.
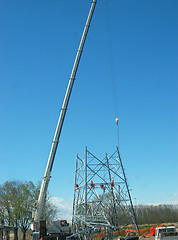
xmin=106 ymin=0 xmax=120 ymax=146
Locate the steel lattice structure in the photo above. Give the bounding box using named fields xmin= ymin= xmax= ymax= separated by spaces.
xmin=71 ymin=147 xmax=139 ymax=240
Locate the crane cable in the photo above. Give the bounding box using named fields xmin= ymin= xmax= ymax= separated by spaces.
xmin=106 ymin=0 xmax=120 ymax=146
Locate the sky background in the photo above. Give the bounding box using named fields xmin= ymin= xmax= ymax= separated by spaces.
xmin=0 ymin=0 xmax=177 ymax=220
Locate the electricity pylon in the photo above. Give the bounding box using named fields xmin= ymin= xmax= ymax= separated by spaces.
xmin=72 ymin=147 xmax=140 ymax=240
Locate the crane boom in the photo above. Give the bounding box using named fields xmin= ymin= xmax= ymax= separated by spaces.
xmin=33 ymin=0 xmax=97 ymax=224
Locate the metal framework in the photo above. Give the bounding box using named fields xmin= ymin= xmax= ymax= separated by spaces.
xmin=72 ymin=147 xmax=139 ymax=239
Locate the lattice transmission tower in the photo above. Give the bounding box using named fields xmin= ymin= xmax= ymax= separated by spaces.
xmin=72 ymin=147 xmax=139 ymax=240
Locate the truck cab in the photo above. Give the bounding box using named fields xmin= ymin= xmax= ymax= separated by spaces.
xmin=47 ymin=220 xmax=70 ymax=235
xmin=155 ymin=226 xmax=178 ymax=240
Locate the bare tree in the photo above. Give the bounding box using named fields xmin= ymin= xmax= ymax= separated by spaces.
xmin=134 ymin=204 xmax=178 ymax=224
xmin=0 ymin=181 xmax=57 ymax=240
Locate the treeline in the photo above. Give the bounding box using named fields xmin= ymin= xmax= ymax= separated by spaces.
xmin=0 ymin=181 xmax=57 ymax=240
xmin=104 ymin=203 xmax=178 ymax=226
xmin=135 ymin=204 xmax=178 ymax=225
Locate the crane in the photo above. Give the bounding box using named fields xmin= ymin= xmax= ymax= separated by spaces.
xmin=33 ymin=0 xmax=97 ymax=230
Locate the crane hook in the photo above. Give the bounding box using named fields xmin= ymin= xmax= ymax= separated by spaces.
xmin=115 ymin=118 xmax=119 ymax=125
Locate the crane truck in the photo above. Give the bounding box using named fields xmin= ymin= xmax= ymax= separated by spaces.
xmin=31 ymin=0 xmax=97 ymax=240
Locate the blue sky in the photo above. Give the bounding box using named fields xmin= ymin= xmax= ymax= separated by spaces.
xmin=0 ymin=0 xmax=177 ymax=219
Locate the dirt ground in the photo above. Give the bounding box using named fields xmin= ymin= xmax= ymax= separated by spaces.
xmin=114 ymin=223 xmax=178 ymax=240
xmin=6 ymin=222 xmax=178 ymax=240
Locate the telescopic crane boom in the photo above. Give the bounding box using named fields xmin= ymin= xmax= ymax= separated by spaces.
xmin=33 ymin=0 xmax=97 ymax=225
